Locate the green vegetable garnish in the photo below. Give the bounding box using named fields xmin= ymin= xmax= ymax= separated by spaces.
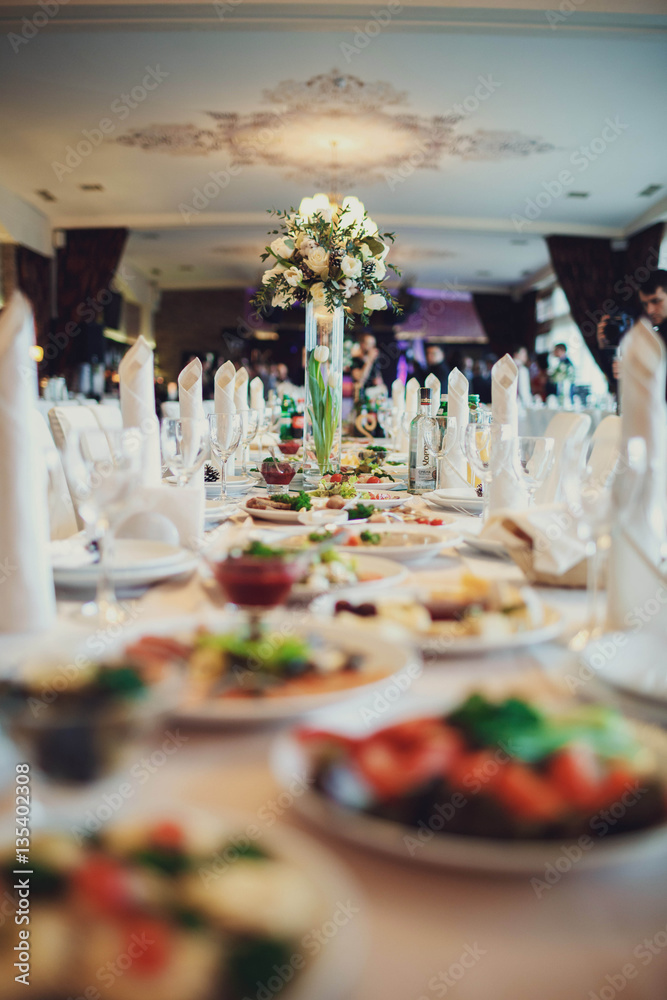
xmin=132 ymin=847 xmax=190 ymax=876
xmin=447 ymin=693 xmax=640 ymax=764
xmin=359 ymin=530 xmax=381 ymax=545
xmin=347 ymin=503 xmax=374 ymax=520
xmin=228 ymin=938 xmax=294 ymax=999
xmin=242 ymin=540 xmax=286 ymax=558
xmin=268 ymin=492 xmax=312 ymax=510
xmin=197 ymin=632 xmax=312 ymax=676
xmin=96 ymin=665 xmax=146 ymax=697
xmin=308 ymin=530 xmax=334 ymax=543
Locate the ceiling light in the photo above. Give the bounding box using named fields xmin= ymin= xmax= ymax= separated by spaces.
xmin=567 ymin=191 xmax=590 ymax=198
xmin=80 ymin=184 xmax=104 ymax=192
xmin=638 ymin=184 xmax=663 ymax=198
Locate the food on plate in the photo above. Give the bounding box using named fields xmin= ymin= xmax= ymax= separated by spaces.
xmin=278 ymin=439 xmax=300 ymax=455
xmin=207 ymin=541 xmax=305 ymax=607
xmin=309 ymin=479 xmax=358 ymax=499
xmin=332 ymin=572 xmax=545 ymax=640
xmin=126 ymin=623 xmax=387 ymax=698
xmin=246 ymin=491 xmax=312 ymax=512
xmin=299 ymin=549 xmax=362 ymax=592
xmin=344 ymin=530 xmax=382 ymax=547
xmin=0 ymin=661 xmax=169 ymax=784
xmin=0 ymin=816 xmax=322 ymax=1000
xmin=358 ymin=445 xmax=388 ymax=462
xmin=325 ymin=495 xmax=348 ymax=510
xmin=346 ymin=502 xmax=376 ymax=521
xmin=297 ymin=693 xmax=667 ymax=840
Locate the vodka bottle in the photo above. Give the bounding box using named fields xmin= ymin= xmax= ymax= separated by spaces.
xmin=408 ymin=388 xmax=437 ymax=494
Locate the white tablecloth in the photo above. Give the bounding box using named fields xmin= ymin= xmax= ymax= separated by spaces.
xmin=0 ymin=524 xmax=665 ymax=1000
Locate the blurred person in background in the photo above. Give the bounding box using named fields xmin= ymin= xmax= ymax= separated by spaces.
xmin=471 ymin=358 xmax=492 ymax=404
xmin=597 ymin=269 xmax=667 ymax=396
xmin=512 ymin=345 xmax=532 ymax=407
xmin=351 ymin=332 xmax=385 ymax=393
xmin=418 ymin=343 xmax=450 ymax=387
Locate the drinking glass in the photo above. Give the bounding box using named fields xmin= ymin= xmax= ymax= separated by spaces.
xmin=424 ymin=416 xmax=458 ymax=490
xmin=239 ymin=410 xmax=260 ymax=477
xmin=208 ymin=413 xmax=243 ymax=500
xmin=464 ymin=422 xmax=513 ymax=521
xmin=563 ymin=436 xmax=646 ymax=648
xmin=160 ymin=417 xmax=209 ymax=486
xmin=65 ymin=428 xmax=143 ymax=624
xmin=513 ymin=436 xmax=555 ymax=505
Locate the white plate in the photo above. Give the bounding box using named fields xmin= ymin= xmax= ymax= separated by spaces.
xmin=332 ymin=525 xmax=462 ymax=564
xmin=0 ymin=799 xmax=365 ymax=1000
xmin=311 ymin=586 xmax=563 ymax=656
xmin=426 ymin=490 xmax=484 ymax=514
xmin=53 ymin=539 xmax=198 ymax=588
xmin=293 ymin=552 xmax=408 ymax=601
xmin=346 ymin=495 xmax=406 ymax=510
xmin=111 ymin=612 xmax=420 ymax=724
xmin=460 ymin=534 xmax=511 ymax=559
xmin=354 ymin=479 xmax=406 ymax=491
xmin=239 ymin=501 xmax=307 ymax=523
xmin=271 ymin=700 xmax=667 ymax=875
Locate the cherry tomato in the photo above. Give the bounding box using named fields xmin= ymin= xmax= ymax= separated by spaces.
xmin=367 ymin=476 xmax=380 ymax=484
xmin=72 ymin=856 xmax=134 ymax=913
xmin=149 ymin=820 xmax=186 ymax=851
xmin=121 ymin=917 xmax=172 ymax=975
xmin=345 ymin=536 xmax=361 ymax=546
xmin=429 ymin=518 xmax=444 ymax=526
xmin=329 ymin=474 xmax=343 ymax=483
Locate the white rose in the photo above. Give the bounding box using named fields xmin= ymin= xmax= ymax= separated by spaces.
xmin=310 ymin=282 xmax=327 ymax=309
xmin=261 ymin=263 xmax=286 ymax=285
xmin=364 ymin=292 xmax=387 ymax=312
xmin=272 ymin=287 xmax=294 ymax=309
xmin=295 ymin=232 xmax=314 ymax=252
xmin=327 ymin=371 xmax=339 ymax=390
xmin=361 ymin=216 xmax=379 ymax=236
xmin=283 ymin=265 xmax=303 ymax=287
xmin=305 ymin=246 xmax=330 ymax=277
xmin=359 ymin=243 xmax=373 ymax=260
xmin=368 ymin=258 xmax=386 ymax=280
xmin=340 ymin=255 xmax=362 ymax=279
xmin=270 ymin=236 xmax=294 ymax=260
xmin=313 ymin=345 xmax=330 ymax=364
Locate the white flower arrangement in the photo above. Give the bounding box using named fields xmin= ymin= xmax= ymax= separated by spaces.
xmin=252 ymin=201 xmax=401 ymax=325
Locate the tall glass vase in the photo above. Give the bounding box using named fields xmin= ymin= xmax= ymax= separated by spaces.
xmin=303 ymin=300 xmax=344 ymax=486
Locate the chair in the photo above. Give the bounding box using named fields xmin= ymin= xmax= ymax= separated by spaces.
xmin=534 ymin=411 xmax=592 ymax=505
xmin=86 ymin=403 xmax=124 ymax=436
xmin=48 ymin=406 xmax=112 ymax=529
xmin=587 ymin=414 xmax=621 ymax=487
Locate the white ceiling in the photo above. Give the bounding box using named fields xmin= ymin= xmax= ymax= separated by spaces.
xmin=0 ymin=1 xmax=665 ymax=292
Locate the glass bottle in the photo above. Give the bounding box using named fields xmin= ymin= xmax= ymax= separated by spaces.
xmin=408 ymin=387 xmax=437 ymax=494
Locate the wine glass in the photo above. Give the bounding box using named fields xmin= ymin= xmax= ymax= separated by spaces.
xmin=424 ymin=416 xmax=459 ymax=490
xmin=238 ymin=410 xmax=260 ymax=477
xmin=513 ymin=436 xmax=555 ymax=505
xmin=64 ymin=428 xmax=143 ymax=624
xmin=463 ymin=423 xmax=514 ymax=521
xmin=207 ymin=413 xmax=243 ymax=500
xmin=160 ymin=417 xmax=209 ymax=487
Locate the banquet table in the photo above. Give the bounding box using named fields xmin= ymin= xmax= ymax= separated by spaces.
xmin=2 ymin=509 xmax=665 ymax=1000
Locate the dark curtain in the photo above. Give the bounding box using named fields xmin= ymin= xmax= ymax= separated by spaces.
xmin=622 ymin=222 xmax=665 ymax=291
xmin=545 ymin=235 xmax=614 ymax=368
xmin=55 ymin=227 xmax=128 ymax=371
xmin=472 ymin=290 xmax=537 ymax=357
xmin=15 ymin=245 xmax=52 ymax=346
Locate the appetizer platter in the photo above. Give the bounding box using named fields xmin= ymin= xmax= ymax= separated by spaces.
xmin=272 ymin=693 xmax=667 ymax=874
xmin=311 ymin=571 xmax=562 ymax=655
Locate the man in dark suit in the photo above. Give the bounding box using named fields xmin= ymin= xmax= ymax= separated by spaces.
xmin=418 ymin=344 xmax=450 ymax=387
xmin=597 ymin=269 xmax=667 ymax=394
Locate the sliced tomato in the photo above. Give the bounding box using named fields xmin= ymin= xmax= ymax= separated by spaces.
xmin=345 ymin=536 xmax=361 ymax=546
xmin=448 ymin=750 xmax=501 ymax=792
xmin=429 ymin=518 xmax=444 ymax=526
xmin=121 ymin=916 xmax=172 ymax=975
xmin=595 ymin=765 xmax=639 ymax=810
xmin=72 ymin=856 xmax=134 ymax=913
xmin=149 ymin=820 xmax=186 ymax=851
xmin=493 ymin=763 xmax=566 ymax=821
xmin=549 ymin=747 xmax=602 ymax=810
xmin=367 ymin=475 xmax=380 ymax=483
xmin=329 ymin=473 xmax=343 ymax=483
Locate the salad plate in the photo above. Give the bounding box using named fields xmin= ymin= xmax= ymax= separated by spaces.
xmin=426 ymin=489 xmax=484 ymax=515
xmin=0 ymin=800 xmax=366 ymax=1000
xmin=280 ymin=524 xmax=461 ymax=566
xmin=272 ymin=693 xmax=667 ymax=875
xmin=111 ymin=612 xmax=418 ymax=724
xmin=52 ymin=539 xmax=199 ymax=588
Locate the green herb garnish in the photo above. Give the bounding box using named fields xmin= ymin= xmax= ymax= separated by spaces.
xmin=347 ymin=503 xmax=374 ymax=521
xmin=359 ymin=530 xmax=381 ymax=545
xmin=242 ymin=540 xmax=286 ymax=558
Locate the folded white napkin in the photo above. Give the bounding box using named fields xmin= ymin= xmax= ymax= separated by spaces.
xmin=534 ymin=411 xmax=591 ymax=505
xmin=405 ymin=376 xmax=420 ymax=417
xmin=234 ymin=367 xmax=249 ymax=412
xmin=214 ymin=361 xmax=237 ymax=474
xmin=119 ymin=335 xmax=161 ymax=485
xmin=0 ymin=293 xmax=56 ymax=633
xmin=118 ymin=483 xmax=205 ymax=550
xmin=391 ymin=379 xmax=405 ymax=413
xmin=607 ymin=321 xmax=667 ymax=628
xmin=250 ymin=376 xmax=265 ymax=415
xmin=178 ymin=357 xmax=204 ymax=420
xmin=441 ymin=368 xmax=469 ymax=489
xmin=482 ymin=503 xmax=587 ymax=585
xmin=491 ymin=354 xmax=519 ymax=434
xmin=425 ymin=373 xmax=441 ymax=415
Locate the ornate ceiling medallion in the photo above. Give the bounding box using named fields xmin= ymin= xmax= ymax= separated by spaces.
xmin=117 ymin=69 xmax=554 ymax=187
